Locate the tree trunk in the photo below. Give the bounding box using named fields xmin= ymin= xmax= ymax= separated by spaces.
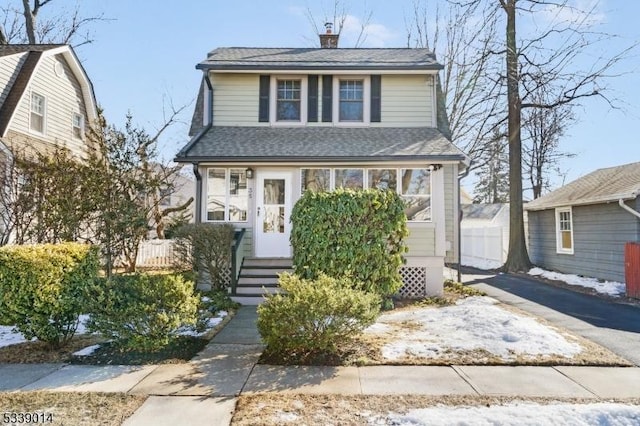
xmin=502 ymin=0 xmax=532 ymax=273
xmin=22 ymin=0 xmax=37 ymax=44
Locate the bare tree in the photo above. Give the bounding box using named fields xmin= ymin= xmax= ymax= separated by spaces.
xmin=304 ymin=0 xmax=372 ymax=47
xmin=2 ymin=0 xmax=106 ymax=46
xmin=473 ymin=129 xmax=510 ymax=203
xmin=522 ymin=84 xmax=575 ymax=199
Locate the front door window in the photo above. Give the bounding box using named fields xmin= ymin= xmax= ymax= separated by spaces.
xmin=263 ymin=179 xmax=285 ymax=234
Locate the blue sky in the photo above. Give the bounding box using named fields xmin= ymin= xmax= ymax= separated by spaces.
xmin=48 ymin=0 xmax=640 ymax=196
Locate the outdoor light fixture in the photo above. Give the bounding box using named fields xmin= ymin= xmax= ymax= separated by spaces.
xmin=246 ymin=168 xmax=254 ymax=179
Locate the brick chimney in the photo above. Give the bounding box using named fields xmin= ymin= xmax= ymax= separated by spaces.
xmin=319 ymin=22 xmax=339 ymax=48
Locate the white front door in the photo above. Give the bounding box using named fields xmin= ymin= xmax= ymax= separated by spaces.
xmin=255 ymin=171 xmax=292 ymax=257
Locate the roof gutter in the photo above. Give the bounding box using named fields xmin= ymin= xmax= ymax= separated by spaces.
xmin=619 ymin=197 xmax=640 ymax=220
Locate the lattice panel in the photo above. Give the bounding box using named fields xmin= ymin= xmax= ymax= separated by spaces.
xmin=399 ymin=266 xmax=428 ymax=297
xmin=222 ymin=267 xmax=232 ymax=287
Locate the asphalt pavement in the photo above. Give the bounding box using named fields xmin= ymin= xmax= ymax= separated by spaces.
xmin=458 ymin=267 xmax=640 ymax=366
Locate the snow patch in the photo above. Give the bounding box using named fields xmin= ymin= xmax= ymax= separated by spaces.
xmin=367 ymin=296 xmax=582 ymax=361
xmin=529 ymin=267 xmax=626 ymax=297
xmin=462 ymin=258 xmax=503 ymax=270
xmin=73 ymin=344 xmax=101 ymax=357
xmin=365 ymin=402 xmax=640 ymax=425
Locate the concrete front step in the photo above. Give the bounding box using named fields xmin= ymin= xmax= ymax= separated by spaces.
xmin=242 ymin=258 xmax=293 ymax=268
xmin=235 ymin=285 xmax=280 ymax=295
xmin=240 ymin=268 xmax=293 ymax=277
xmin=237 ymin=276 xmax=279 ymax=285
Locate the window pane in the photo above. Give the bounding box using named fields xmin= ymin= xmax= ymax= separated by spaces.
xmin=31 ymin=93 xmax=44 ymax=132
xmin=30 ymin=113 xmax=43 ymax=133
xmin=335 ymin=169 xmax=363 ymax=189
xmin=264 ymin=179 xmax=285 ymax=204
xmin=339 ymin=80 xmax=363 ymax=121
xmin=401 ymin=169 xmax=430 ymax=195
xmin=403 ymin=195 xmax=432 ymax=221
xmin=263 ymin=206 xmax=285 ymax=234
xmin=368 ymin=169 xmax=397 ymax=191
xmin=561 ymin=231 xmax=572 ymax=249
xmin=207 ymin=195 xmax=225 ymax=221
xmin=277 ymin=80 xmax=301 ymax=121
xmin=301 ymin=169 xmax=330 ymax=192
xmin=229 ymin=169 xmax=247 ymax=221
xmin=207 ymin=169 xmax=226 ymax=195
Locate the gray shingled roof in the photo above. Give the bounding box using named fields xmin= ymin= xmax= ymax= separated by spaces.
xmin=0 ymin=44 xmax=64 ymax=57
xmin=462 ymin=203 xmax=507 ymax=220
xmin=197 ymin=48 xmax=442 ymax=71
xmin=525 ymin=162 xmax=640 ymax=211
xmin=176 ymin=126 xmax=468 ymax=163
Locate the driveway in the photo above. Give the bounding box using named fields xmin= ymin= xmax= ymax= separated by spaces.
xmin=457 ymin=268 xmax=640 ymax=366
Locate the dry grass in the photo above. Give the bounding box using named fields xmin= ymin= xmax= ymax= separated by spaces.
xmin=231 ymin=394 xmax=640 ymax=426
xmin=0 ymin=335 xmax=106 ymax=364
xmin=0 ymin=392 xmax=145 ymax=426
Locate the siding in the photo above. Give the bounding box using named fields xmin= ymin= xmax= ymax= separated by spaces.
xmin=209 ymin=73 xmax=435 ymax=127
xmin=379 ymin=75 xmax=434 ymax=127
xmin=0 ymin=53 xmax=26 ymax=109
xmin=8 ymin=54 xmax=88 ymax=157
xmin=211 ymin=74 xmax=260 ymax=126
xmin=406 ymin=224 xmax=436 ymax=257
xmin=528 ymin=200 xmax=640 ymax=282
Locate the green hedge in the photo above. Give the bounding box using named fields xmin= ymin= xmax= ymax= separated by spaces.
xmin=84 ymin=273 xmax=199 ymax=351
xmin=257 ymin=273 xmax=380 ymax=359
xmin=291 ymin=188 xmax=408 ymax=299
xmin=0 ymin=243 xmax=99 ymax=348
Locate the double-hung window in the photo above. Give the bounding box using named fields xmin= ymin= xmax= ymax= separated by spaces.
xmin=206 ymin=168 xmax=248 ymax=222
xmin=338 ymin=79 xmax=364 ymax=122
xmin=276 ymin=79 xmax=302 ymax=122
xmin=30 ymin=92 xmax=45 ymax=134
xmin=72 ymin=113 xmax=84 ymax=139
xmin=555 ymin=207 xmax=574 ymax=254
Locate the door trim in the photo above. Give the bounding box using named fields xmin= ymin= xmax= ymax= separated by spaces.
xmin=254 ymin=170 xmax=293 ymax=258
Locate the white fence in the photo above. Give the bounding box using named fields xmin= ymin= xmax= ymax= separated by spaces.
xmin=136 ymin=240 xmax=176 ymax=268
xmin=461 ymin=226 xmax=507 ymax=269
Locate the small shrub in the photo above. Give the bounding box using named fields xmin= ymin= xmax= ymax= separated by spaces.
xmin=257 ymin=273 xmax=380 ymax=360
xmin=0 ymin=243 xmax=99 ymax=348
xmin=85 ymin=273 xmax=199 ymax=352
xmin=199 ymin=289 xmax=240 ymax=314
xmin=444 ymin=279 xmax=486 ymax=297
xmin=172 ymin=223 xmax=234 ymax=291
xmin=291 ymin=189 xmax=408 ymax=299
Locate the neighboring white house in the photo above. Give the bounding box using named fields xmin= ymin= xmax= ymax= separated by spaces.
xmin=461 ymin=203 xmax=509 ymax=269
xmin=175 ymin=27 xmax=470 ymax=298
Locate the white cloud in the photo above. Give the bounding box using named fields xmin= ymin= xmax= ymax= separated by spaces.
xmin=339 ymin=14 xmax=397 ymax=48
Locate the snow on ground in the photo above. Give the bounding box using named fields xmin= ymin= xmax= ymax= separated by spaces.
xmin=462 ymin=257 xmax=503 ymax=270
xmin=364 ymin=402 xmax=640 ymax=426
xmin=529 ymin=267 xmax=626 ymax=297
xmin=366 ymin=296 xmax=581 ymax=361
xmin=0 ymin=325 xmax=30 ymax=348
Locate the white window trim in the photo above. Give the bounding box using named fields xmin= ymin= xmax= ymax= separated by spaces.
xmin=333 ymin=75 xmax=370 ymax=125
xmin=270 ymin=75 xmax=308 ymax=125
xmin=555 ymin=207 xmax=574 ymax=255
xmin=30 ymin=92 xmax=46 ymax=135
xmin=299 ymin=167 xmax=432 ymax=222
xmin=72 ymin=112 xmax=85 ymax=140
xmin=204 ymin=168 xmax=249 ymax=223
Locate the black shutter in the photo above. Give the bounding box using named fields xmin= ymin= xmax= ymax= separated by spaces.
xmin=308 ymin=75 xmax=318 ymax=122
xmin=322 ymin=75 xmax=333 ymax=122
xmin=258 ymin=75 xmax=270 ymax=122
xmin=370 ymin=75 xmax=381 ymax=122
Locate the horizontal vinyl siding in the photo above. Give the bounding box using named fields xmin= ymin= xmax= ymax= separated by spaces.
xmin=528 ymin=201 xmax=640 ymax=282
xmin=211 ymin=74 xmax=260 ymax=126
xmin=9 ymin=54 xmax=88 ymax=157
xmin=0 ymin=53 xmax=26 ymax=108
xmin=406 ymin=224 xmax=436 ymax=257
xmin=379 ymin=75 xmax=434 ymax=127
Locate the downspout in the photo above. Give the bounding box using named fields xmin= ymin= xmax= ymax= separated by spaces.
xmin=619 ymin=197 xmax=640 ymax=220
xmin=457 ymin=163 xmax=471 ymax=283
xmin=187 ymin=72 xmax=214 ymax=224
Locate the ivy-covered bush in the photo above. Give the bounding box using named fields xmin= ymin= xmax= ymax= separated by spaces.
xmin=291 ymin=188 xmax=408 ymax=299
xmin=85 ymin=273 xmax=199 ymax=351
xmin=172 ymin=223 xmax=235 ymax=290
xmin=0 ymin=243 xmax=99 ymax=348
xmin=257 ymin=273 xmax=380 ymax=360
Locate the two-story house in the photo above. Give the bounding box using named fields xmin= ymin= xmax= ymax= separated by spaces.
xmin=0 ymin=44 xmax=97 ymax=158
xmin=176 ymin=30 xmax=469 ymax=302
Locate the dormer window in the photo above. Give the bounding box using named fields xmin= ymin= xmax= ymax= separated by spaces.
xmin=339 ymin=80 xmax=364 ymax=121
xmin=277 ymin=80 xmax=301 ymax=121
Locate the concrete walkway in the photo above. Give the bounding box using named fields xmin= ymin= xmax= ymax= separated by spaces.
xmin=2 ymin=304 xmax=640 ymax=425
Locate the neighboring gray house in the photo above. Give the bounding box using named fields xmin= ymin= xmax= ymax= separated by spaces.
xmin=175 ymin=28 xmax=470 ymax=302
xmin=525 ymin=162 xmax=640 ymax=283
